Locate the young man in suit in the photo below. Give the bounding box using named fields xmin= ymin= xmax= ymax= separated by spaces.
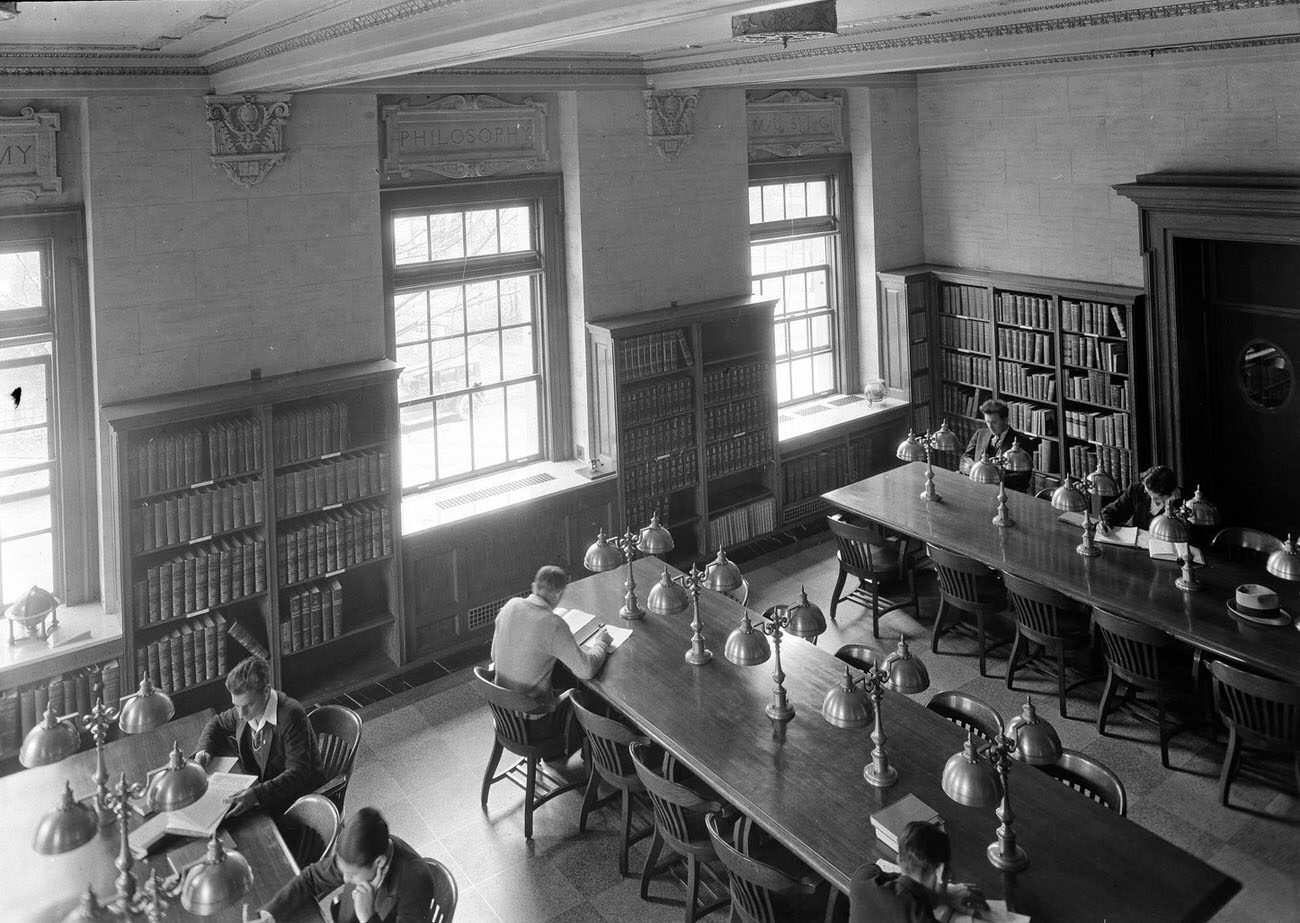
xmin=193 ymin=655 xmax=323 ymax=816
xmin=1099 ymin=464 xmax=1182 ymax=532
xmin=962 ymin=398 xmax=1036 ymax=492
xmin=849 ymin=822 xmax=988 ymax=923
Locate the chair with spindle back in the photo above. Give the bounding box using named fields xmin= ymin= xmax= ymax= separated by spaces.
xmin=472 ymin=666 xmax=586 ymax=839
xmin=1035 ymin=488 xmax=1056 ymax=501
xmin=1041 ymin=749 xmax=1127 ymax=816
xmin=1208 ymin=660 xmax=1300 ymax=807
xmin=308 ymin=704 xmax=363 ymax=811
xmin=926 ymin=691 xmax=1005 ymax=747
xmin=424 ymin=857 xmax=458 ymax=923
xmin=834 ymin=644 xmax=881 ymax=673
xmin=1001 ymin=572 xmax=1094 ymax=718
xmin=572 ymin=688 xmax=653 ymax=876
xmin=630 ymin=740 xmax=731 ymax=923
xmin=705 ymin=811 xmax=830 ymax=923
xmin=926 ymin=543 xmax=1008 ymax=677
xmin=1209 ymin=527 xmax=1285 ymax=564
xmin=1093 ymin=608 xmax=1198 ymax=768
xmin=277 ymin=793 xmax=340 ymax=868
xmin=827 ymin=513 xmax=920 ymax=638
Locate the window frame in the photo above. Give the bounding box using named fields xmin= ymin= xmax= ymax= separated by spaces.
xmin=381 ymin=176 xmax=571 ymax=495
xmin=748 ymin=155 xmax=858 ymax=404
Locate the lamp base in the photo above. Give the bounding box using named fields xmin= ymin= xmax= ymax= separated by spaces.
xmin=1076 ymin=541 xmax=1102 ymax=557
xmin=987 ymin=841 xmax=1029 ymax=872
xmin=766 ymin=702 xmax=795 ymax=722
xmin=920 ymin=488 xmax=943 ymax=503
xmin=993 ymin=512 xmax=1014 ymax=528
xmin=1175 ymin=575 xmax=1202 ymax=592
xmin=619 ymin=603 xmax=645 ymax=620
xmin=863 ymin=763 xmax=898 ymax=788
xmin=685 ymin=648 xmax=712 ymax=666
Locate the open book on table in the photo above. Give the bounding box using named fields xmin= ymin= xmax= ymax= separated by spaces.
xmin=556 ymin=608 xmax=632 ymax=651
xmin=1057 ymin=512 xmax=1205 ymax=564
xmin=162 ymin=771 xmax=256 ymax=838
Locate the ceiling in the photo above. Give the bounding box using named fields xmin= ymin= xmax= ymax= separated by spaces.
xmin=0 ymin=0 xmax=1294 ymax=94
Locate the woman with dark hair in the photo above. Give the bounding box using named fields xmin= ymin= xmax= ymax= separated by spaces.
xmin=257 ymin=806 xmax=435 ymax=923
xmin=1100 ymin=465 xmax=1182 ymax=532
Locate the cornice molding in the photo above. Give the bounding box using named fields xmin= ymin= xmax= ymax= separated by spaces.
xmin=0 ymin=65 xmax=210 ymax=77
xmin=929 ymin=31 xmax=1300 ymax=71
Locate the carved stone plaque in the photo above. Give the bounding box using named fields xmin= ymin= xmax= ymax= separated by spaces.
xmin=644 ymin=89 xmax=699 ymax=162
xmin=382 ymin=95 xmax=548 ymax=179
xmin=0 ymin=108 xmax=61 ymax=202
xmin=206 ymin=95 xmax=292 ymax=188
xmin=747 ymin=90 xmax=844 ymax=158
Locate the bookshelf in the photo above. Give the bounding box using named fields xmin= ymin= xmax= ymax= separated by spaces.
xmin=878 ymin=266 xmax=1144 ymax=493
xmin=586 ymin=295 xmax=780 ymax=561
xmin=103 ymin=360 xmax=404 ymax=717
xmin=0 ymin=655 xmax=122 ymax=764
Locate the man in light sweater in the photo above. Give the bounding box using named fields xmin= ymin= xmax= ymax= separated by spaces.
xmin=490 ymin=565 xmax=613 ymax=752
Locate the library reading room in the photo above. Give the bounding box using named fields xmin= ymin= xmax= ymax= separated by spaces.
xmin=2 ymin=1 xmax=1300 ymax=921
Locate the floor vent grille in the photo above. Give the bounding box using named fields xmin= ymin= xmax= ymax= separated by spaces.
xmin=827 ymin=394 xmax=866 ymax=407
xmin=794 ymin=404 xmax=831 ymax=417
xmin=436 ymin=472 xmax=556 ymax=510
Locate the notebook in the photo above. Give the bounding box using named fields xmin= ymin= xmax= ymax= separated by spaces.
xmin=557 ymin=608 xmax=632 ymax=651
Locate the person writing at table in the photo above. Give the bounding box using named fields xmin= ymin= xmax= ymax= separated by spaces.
xmin=962 ymin=399 xmax=1035 ymax=492
xmin=1099 ymin=465 xmax=1182 ymax=534
xmin=249 ymin=806 xmax=436 ymax=923
xmin=849 ymin=821 xmax=989 ymax=922
xmin=193 ymin=655 xmax=323 ymax=817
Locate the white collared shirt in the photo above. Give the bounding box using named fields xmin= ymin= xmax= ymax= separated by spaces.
xmin=249 ymin=687 xmax=278 ymax=733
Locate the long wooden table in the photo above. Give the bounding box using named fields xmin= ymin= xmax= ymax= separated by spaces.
xmin=824 ymin=463 xmax=1300 ymax=683
xmin=565 ymin=557 xmax=1240 ymax=923
xmin=1 ymin=709 xmax=323 ymax=923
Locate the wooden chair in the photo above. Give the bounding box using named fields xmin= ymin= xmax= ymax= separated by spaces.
xmin=705 ymin=811 xmax=827 ymax=923
xmin=472 ymin=665 xmax=586 ymax=839
xmin=1209 ymin=527 xmax=1284 ymax=564
xmin=277 ymin=793 xmax=340 ymax=869
xmin=308 ymin=703 xmax=363 ymax=811
xmin=926 ymin=543 xmax=1008 ymax=677
xmin=1208 ymin=660 xmax=1300 ymax=806
xmin=332 ymin=856 xmax=459 ymax=923
xmin=926 ymin=691 xmax=1005 ymax=747
xmin=1093 ymin=608 xmax=1198 ymax=768
xmin=1041 ymin=749 xmax=1127 ymax=816
xmin=572 ymin=688 xmax=654 ymax=876
xmin=1034 ymin=488 xmax=1055 ymax=501
xmin=827 ymin=513 xmax=919 ymax=638
xmin=630 ymin=740 xmax=731 ymax=923
xmin=1001 ymin=572 xmax=1094 ymax=718
xmin=834 ymin=644 xmax=880 ymax=673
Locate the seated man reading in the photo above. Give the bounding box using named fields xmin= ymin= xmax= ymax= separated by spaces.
xmin=850 ymin=821 xmax=988 ymax=923
xmin=193 ymin=655 xmax=323 ymax=816
xmin=1099 ymin=464 xmax=1182 ymax=533
xmin=961 ymin=399 xmax=1036 ymax=492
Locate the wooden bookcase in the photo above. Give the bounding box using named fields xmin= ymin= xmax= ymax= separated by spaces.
xmin=586 ymin=294 xmax=780 ymax=561
xmin=879 ymin=266 xmax=1144 ymax=493
xmin=102 ymin=359 xmax=404 ymax=716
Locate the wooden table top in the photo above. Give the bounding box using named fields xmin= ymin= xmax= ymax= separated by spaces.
xmin=0 ymin=709 xmax=323 ymax=923
xmin=824 ymin=463 xmax=1300 ymax=683
xmin=565 ymin=556 xmax=1239 ymax=923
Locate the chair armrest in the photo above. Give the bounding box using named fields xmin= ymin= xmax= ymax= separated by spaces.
xmin=315 ymin=774 xmax=346 ymax=797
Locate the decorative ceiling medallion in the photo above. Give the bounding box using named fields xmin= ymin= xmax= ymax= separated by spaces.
xmin=732 ymin=1 xmax=838 ymax=48
xmin=205 ymin=95 xmax=292 ymax=188
xmin=0 ymin=107 xmax=61 ymax=202
xmin=748 ymin=90 xmax=844 ymax=158
xmin=381 ymin=94 xmax=548 ymax=180
xmin=644 ymin=89 xmax=698 ymax=161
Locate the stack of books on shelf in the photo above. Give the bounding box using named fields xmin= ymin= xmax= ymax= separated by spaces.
xmin=940 ymin=315 xmax=990 ymax=352
xmin=708 ymin=496 xmax=776 ymax=548
xmin=704 ymin=360 xmax=770 ymax=405
xmin=1070 ymin=444 xmax=1132 ymax=490
xmin=275 ymin=501 xmax=393 ymax=585
xmin=940 ymin=383 xmax=988 ymax=421
xmin=132 ymin=535 xmax=267 ymax=625
xmin=706 ymin=430 xmax=773 ymax=479
xmin=1064 ymin=410 xmax=1131 ymax=448
xmin=621 ymin=378 xmax=693 ymax=426
xmin=623 ymin=450 xmax=698 ymax=496
xmin=1065 ymin=372 xmax=1129 ymax=409
xmin=996 ymin=292 xmax=1053 ymax=328
xmin=617 ymin=329 xmax=693 ymax=380
xmin=1034 ymin=439 xmax=1058 ymax=474
xmin=704 ymin=396 xmax=767 ymax=439
xmin=1063 ymin=335 xmax=1127 ymax=373
xmin=940 ymin=284 xmax=993 ymax=318
xmin=0 ymin=660 xmax=120 ymax=758
xmin=133 ymin=418 xmax=263 ymax=495
xmin=273 ymin=451 xmax=391 ymax=517
xmin=909 ymin=338 xmax=929 ymax=375
xmin=624 ymin=414 xmax=694 ymax=465
xmin=1006 ymin=401 xmax=1056 ymax=437
xmin=134 ymin=615 xmax=231 ymax=695
xmin=131 ymin=479 xmax=264 ymax=552
xmin=626 ymin=495 xmax=673 ymax=530
xmin=870 ymin=794 xmax=944 ymax=853
xmin=280 ymin=579 xmax=344 ymax=653
xmin=997 ymin=328 xmax=1054 ymax=365
xmin=911 ymin=374 xmax=932 ymax=405
xmin=783 ymin=447 xmax=848 ymax=504
xmin=1062 ymin=300 xmax=1127 ymax=337
xmin=274 ymin=402 xmax=350 ymax=463
xmin=941 ymin=352 xmax=991 ymax=388
xmin=1000 ymin=362 xmax=1056 ymax=401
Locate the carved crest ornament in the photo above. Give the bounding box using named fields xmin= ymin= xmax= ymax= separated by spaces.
xmin=643 ymin=90 xmax=699 ymax=161
xmin=205 ymin=95 xmax=293 ymax=188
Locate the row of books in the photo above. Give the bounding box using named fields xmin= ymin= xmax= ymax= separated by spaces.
xmin=1062 ymin=299 xmax=1128 ymax=337
xmin=996 ymin=292 xmax=1053 ymax=329
xmin=273 ymin=401 xmax=351 ymax=466
xmin=1063 ymin=334 xmax=1127 ymax=373
xmin=704 ymin=360 xmax=769 ymax=406
xmin=940 ymin=383 xmax=987 ymax=422
xmin=275 ymin=502 xmax=394 ymax=585
xmin=705 ymin=429 xmax=772 ymax=479
xmin=133 ymin=614 xmax=234 ymax=696
xmin=940 ymin=315 xmax=990 ymax=353
xmin=132 ymin=536 xmax=267 ymax=626
xmin=626 ymin=494 xmax=673 ymax=532
xmin=782 ymin=446 xmax=848 ymax=504
xmin=1069 ymin=444 xmax=1133 ymax=491
xmin=707 ymin=496 xmax=777 ymax=548
xmin=1000 ymin=361 xmax=1057 ymax=402
xmin=704 ymin=396 xmax=768 ymax=441
xmin=911 ymin=373 xmax=932 ymax=405
xmin=1033 ymin=438 xmax=1058 ymax=474
xmin=131 ymin=479 xmax=264 ymax=553
xmin=621 ymin=376 xmax=693 ymax=428
xmin=1064 ymin=409 xmax=1132 ymax=448
xmin=1006 ymin=400 xmax=1057 ymax=437
xmin=273 ymin=451 xmax=392 ymax=518
xmin=624 ymin=413 xmax=694 ymax=466
xmin=0 ymin=660 xmax=120 ymax=757
xmin=623 ymin=449 xmax=697 ymax=498
xmin=280 ymin=579 xmax=344 ymax=654
xmin=617 ymin=329 xmax=693 ymax=381
xmin=940 ymin=283 xmax=994 ymax=319
xmin=909 ymin=338 xmax=929 ymax=375
xmin=997 ymin=328 xmax=1054 ymax=366
xmin=132 ymin=417 xmax=263 ymax=497
xmin=1066 ymin=372 xmax=1129 ymax=410
xmin=940 ymin=352 xmax=991 ymax=388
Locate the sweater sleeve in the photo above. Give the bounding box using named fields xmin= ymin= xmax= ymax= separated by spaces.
xmin=1100 ymin=484 xmax=1139 ymax=528
xmin=549 ymin=619 xmax=607 ymax=681
xmin=195 ymin=706 xmax=239 ymax=755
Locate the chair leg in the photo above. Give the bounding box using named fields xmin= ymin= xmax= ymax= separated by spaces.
xmin=1156 ymin=688 xmax=1170 ymax=769
xmin=524 ymin=756 xmax=538 ymax=840
xmin=829 ymin=569 xmax=847 ymax=621
xmin=931 ymin=600 xmax=949 ymax=654
xmin=1057 ymin=646 xmax=1068 ymax=719
xmin=640 ymin=830 xmax=664 ymax=899
xmin=684 ymin=854 xmax=701 ymax=923
xmin=1097 ymin=668 xmax=1117 ymax=736
xmin=871 ymin=584 xmax=881 ymax=639
xmin=1219 ymin=728 xmax=1239 ymax=807
xmin=976 ymin=610 xmax=988 ymax=678
xmin=1006 ymin=631 xmax=1025 ymax=690
xmin=480 ymin=739 xmax=503 ymax=807
xmin=618 ymin=789 xmax=633 ymax=877
xmin=578 ymin=768 xmax=601 ymax=834
xmin=909 ymin=564 xmax=919 ymax=618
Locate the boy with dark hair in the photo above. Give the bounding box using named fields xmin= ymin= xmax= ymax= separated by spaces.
xmin=849 ymin=822 xmax=988 ymax=922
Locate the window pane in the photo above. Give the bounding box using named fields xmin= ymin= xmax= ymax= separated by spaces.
xmin=393 ymin=216 xmax=428 ymax=265
xmin=396 ymin=343 xmax=431 ymax=401
xmin=464 ymin=208 xmax=499 ymax=257
xmin=790 ymin=356 xmax=814 ymax=401
xmin=762 ymin=277 xmax=784 ymax=313
xmin=748 ymin=186 xmax=763 ymax=224
xmin=430 ymin=338 xmax=467 ymax=394
xmin=393 ymin=291 xmax=428 ymax=345
xmin=783 ymin=274 xmax=807 ymax=315
xmin=803 ymin=237 xmax=828 ymax=265
xmin=502 ymin=325 xmax=535 ymax=378
xmin=429 ymin=287 xmax=465 ymax=337
xmin=467 ymin=331 xmax=501 ymax=385
xmin=761 ymin=185 xmax=784 ymax=222
xmin=788 ymin=317 xmax=809 ymax=353
xmin=784 ymin=183 xmax=807 ymax=220
xmin=0 ymin=249 xmax=43 ymax=312
xmin=498 ymin=207 xmax=531 ymax=253
xmin=506 ymin=381 xmax=540 ymax=461
xmin=807 ymin=269 xmax=828 ymax=310
xmin=436 ymin=400 xmax=472 ymax=478
xmin=813 ymin=351 xmax=834 ymax=393
xmin=806 ymin=180 xmax=829 ymax=217
xmin=0 ymin=492 xmax=52 ymax=538
xmin=400 ymin=403 xmax=437 ymax=486
xmin=471 ymin=387 xmax=507 ymax=469
xmin=0 ymin=468 xmax=50 ymax=498
xmin=773 ymin=323 xmax=788 ymax=357
xmin=811 ymin=314 xmax=831 ymax=349
xmin=498 ymin=276 xmax=532 ymax=326
xmin=775 ymin=359 xmax=792 ymax=404
xmin=750 ymin=247 xmax=766 ymax=276
xmin=1 ymin=532 xmax=53 ymax=604
xmin=464 ymin=281 xmax=498 ymax=333
xmin=429 ymin=213 xmax=464 ymax=261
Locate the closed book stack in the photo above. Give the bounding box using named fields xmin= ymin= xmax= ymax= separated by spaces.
xmin=870 ymin=794 xmax=944 ymax=853
xmin=0 ymin=691 xmax=20 ymax=757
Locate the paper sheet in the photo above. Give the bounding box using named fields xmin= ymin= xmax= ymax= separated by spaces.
xmin=951 ymin=901 xmax=1031 ymax=923
xmin=559 ymin=608 xmax=633 ymax=650
xmin=1148 ymin=538 xmax=1205 ymax=565
xmin=206 ymin=755 xmax=239 ymax=774
xmin=164 ymin=771 xmax=255 ymax=838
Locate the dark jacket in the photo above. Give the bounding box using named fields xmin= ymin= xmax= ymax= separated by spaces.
xmin=962 ymin=426 xmax=1036 ymax=491
xmin=195 ymin=690 xmax=323 ymax=815
xmin=1100 ymin=482 xmax=1183 ymax=530
xmin=266 ymin=835 xmax=434 ymax=923
xmin=849 ymin=863 xmax=944 ymax=923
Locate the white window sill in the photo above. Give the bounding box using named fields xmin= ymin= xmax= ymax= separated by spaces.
xmin=402 ymin=459 xmax=599 ymax=536
xmin=778 ymin=391 xmax=909 ymax=443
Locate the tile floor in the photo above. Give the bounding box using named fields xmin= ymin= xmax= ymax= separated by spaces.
xmin=344 ymin=536 xmax=1300 ymax=923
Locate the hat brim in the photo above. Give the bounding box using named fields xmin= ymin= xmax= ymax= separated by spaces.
xmin=1227 ymin=599 xmax=1292 ymax=627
